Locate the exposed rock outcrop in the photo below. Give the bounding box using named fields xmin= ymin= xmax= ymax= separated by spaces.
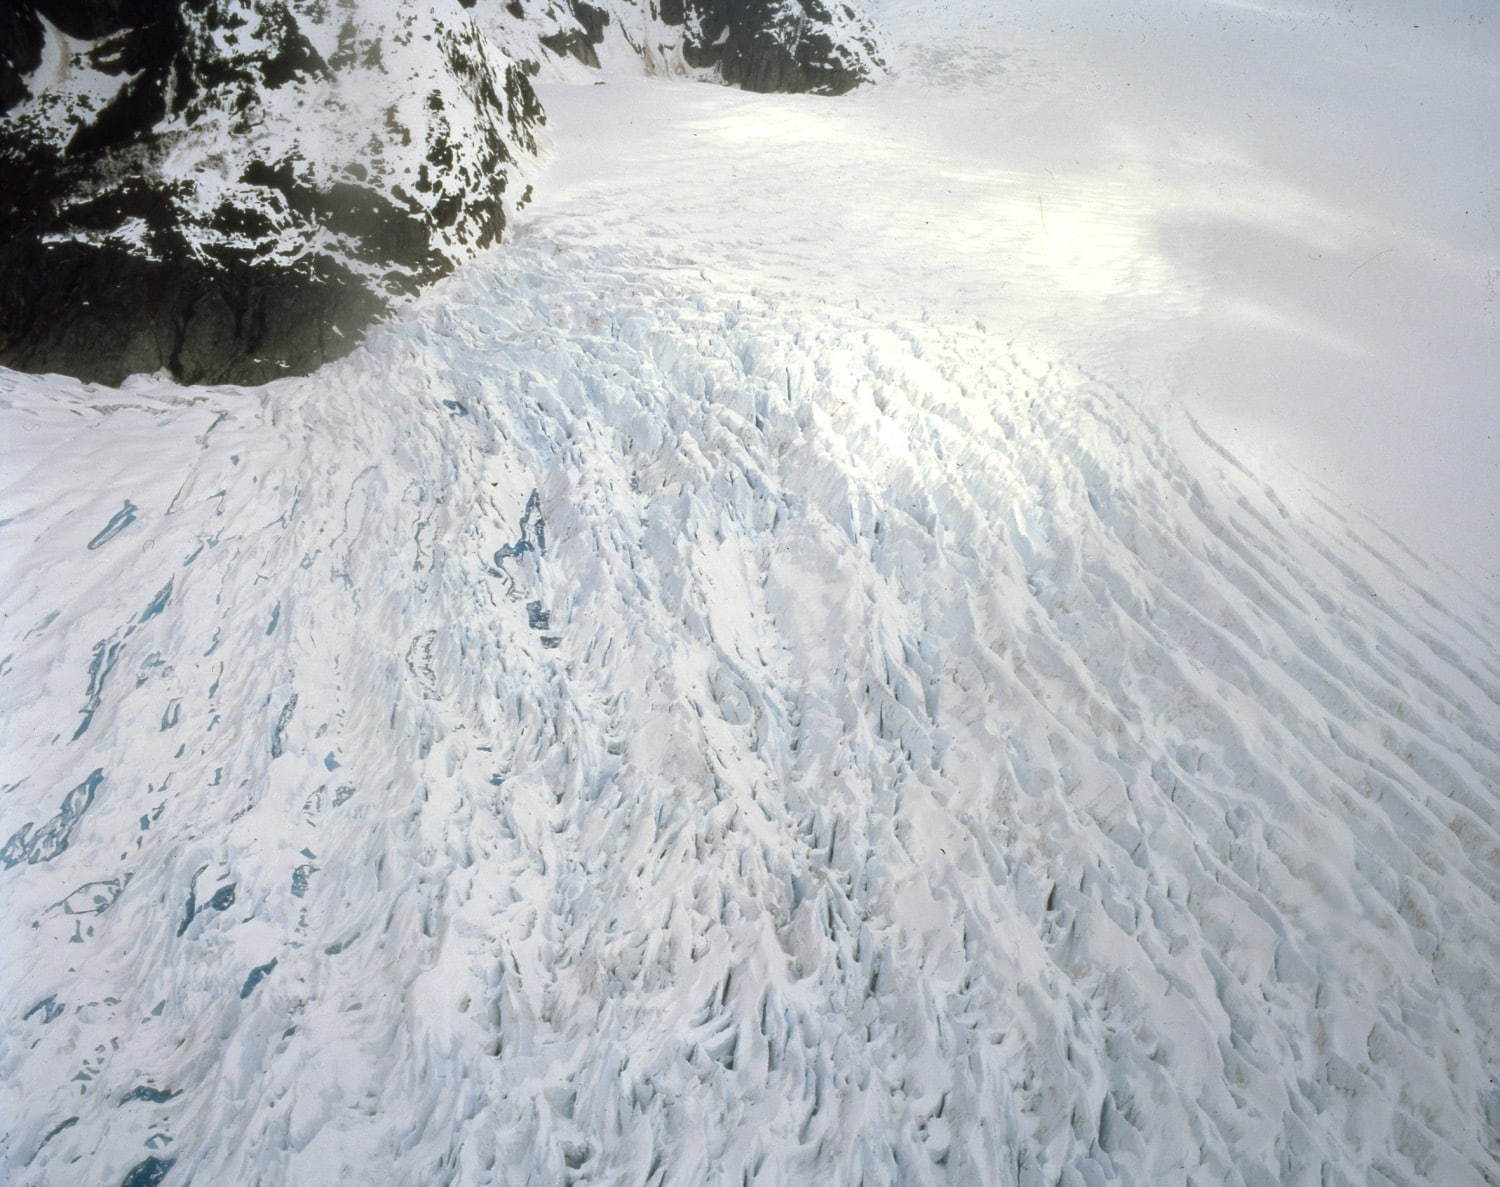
xmin=0 ymin=0 xmax=881 ymax=385
xmin=1 ymin=1 xmax=539 ymax=385
xmin=526 ymin=0 xmax=883 ymax=93
xmin=674 ymin=0 xmax=882 ymax=95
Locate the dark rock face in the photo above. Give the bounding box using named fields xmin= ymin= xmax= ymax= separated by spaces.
xmin=0 ymin=240 xmax=387 ymax=387
xmin=0 ymin=6 xmax=44 ymax=112
xmin=533 ymin=0 xmax=882 ymax=96
xmin=1 ymin=0 xmax=539 ymax=385
xmin=675 ymin=0 xmax=882 ymax=96
xmin=540 ymin=2 xmax=612 ymax=68
xmin=1 ymin=0 xmax=880 ymax=387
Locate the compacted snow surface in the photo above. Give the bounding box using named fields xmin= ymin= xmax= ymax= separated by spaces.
xmin=3 ymin=3 xmax=1500 ymax=1185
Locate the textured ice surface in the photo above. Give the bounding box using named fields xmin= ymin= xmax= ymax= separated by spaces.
xmin=5 ymin=235 xmax=1499 ymax=1182
xmin=3 ymin=5 xmax=1500 ymax=1187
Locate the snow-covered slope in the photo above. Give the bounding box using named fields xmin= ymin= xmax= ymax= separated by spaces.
xmin=3 ymin=4 xmax=1499 ymax=1187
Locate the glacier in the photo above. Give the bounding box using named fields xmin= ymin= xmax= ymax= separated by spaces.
xmin=3 ymin=2 xmax=1499 ymax=1185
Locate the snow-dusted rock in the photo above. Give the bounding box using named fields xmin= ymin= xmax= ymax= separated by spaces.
xmin=0 ymin=1 xmax=541 ymax=386
xmin=0 ymin=0 xmax=881 ymax=386
xmin=674 ymin=0 xmax=884 ymax=94
xmin=518 ymin=0 xmax=884 ymax=93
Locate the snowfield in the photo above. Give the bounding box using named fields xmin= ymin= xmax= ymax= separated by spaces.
xmin=3 ymin=2 xmax=1499 ymax=1185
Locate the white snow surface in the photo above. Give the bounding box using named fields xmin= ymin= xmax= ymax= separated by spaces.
xmin=4 ymin=3 xmax=1500 ymax=1186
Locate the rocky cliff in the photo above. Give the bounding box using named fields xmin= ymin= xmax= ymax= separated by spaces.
xmin=0 ymin=0 xmax=881 ymax=386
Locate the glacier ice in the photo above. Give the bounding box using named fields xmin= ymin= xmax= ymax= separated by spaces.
xmin=3 ymin=3 xmax=1499 ymax=1185
xmin=3 ymin=225 xmax=1497 ymax=1182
